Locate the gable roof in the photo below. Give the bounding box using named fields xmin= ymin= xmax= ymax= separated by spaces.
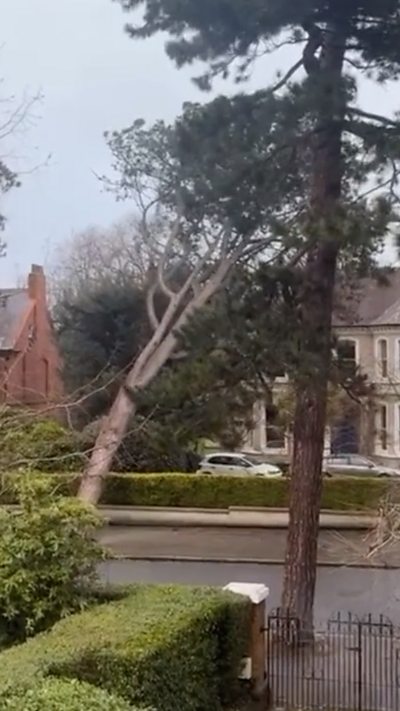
xmin=334 ymin=269 xmax=400 ymax=327
xmin=0 ymin=289 xmax=32 ymax=350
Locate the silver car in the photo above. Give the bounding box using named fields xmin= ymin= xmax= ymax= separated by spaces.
xmin=197 ymin=453 xmax=283 ymax=478
xmin=323 ymin=454 xmax=400 ymax=478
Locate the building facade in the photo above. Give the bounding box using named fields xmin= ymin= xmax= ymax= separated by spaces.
xmin=0 ymin=265 xmax=63 ymax=408
xmin=244 ymin=271 xmax=400 ymax=467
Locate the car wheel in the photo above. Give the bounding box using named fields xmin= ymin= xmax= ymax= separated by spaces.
xmin=378 ymin=472 xmax=389 ymax=478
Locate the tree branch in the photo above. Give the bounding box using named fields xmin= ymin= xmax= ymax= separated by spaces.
xmin=347 ymin=106 xmax=400 ymax=128
xmin=146 ymin=282 xmax=159 ymax=332
xmin=271 ymin=58 xmax=304 ymax=92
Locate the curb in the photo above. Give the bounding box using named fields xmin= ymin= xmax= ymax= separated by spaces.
xmin=104 ymin=554 xmax=400 ymax=570
xmin=100 ymin=506 xmax=376 ymax=530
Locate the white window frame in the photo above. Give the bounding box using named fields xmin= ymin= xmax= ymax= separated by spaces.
xmin=275 ymin=373 xmax=289 ymax=384
xmin=337 ymin=337 xmax=359 ymax=368
xmin=396 ymin=339 xmax=400 ymax=379
xmin=395 ymin=402 xmax=400 ymax=455
xmin=376 ymin=337 xmax=389 ymax=380
xmin=263 ymin=405 xmax=288 ymax=454
xmin=375 ymin=402 xmax=389 ymax=455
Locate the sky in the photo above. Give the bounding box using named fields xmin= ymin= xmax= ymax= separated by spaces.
xmin=0 ymin=0 xmax=399 ymax=285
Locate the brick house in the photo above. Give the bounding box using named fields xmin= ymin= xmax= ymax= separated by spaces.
xmin=244 ymin=270 xmax=400 ymax=468
xmin=0 ymin=265 xmax=63 ymax=407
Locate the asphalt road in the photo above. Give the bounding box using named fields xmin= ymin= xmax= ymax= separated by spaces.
xmin=98 ymin=524 xmax=400 ymax=566
xmin=97 ymin=525 xmax=400 ymax=623
xmin=100 ymin=559 xmax=400 ymax=624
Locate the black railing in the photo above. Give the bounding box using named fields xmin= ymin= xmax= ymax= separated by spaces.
xmin=266 ymin=609 xmax=400 ymax=711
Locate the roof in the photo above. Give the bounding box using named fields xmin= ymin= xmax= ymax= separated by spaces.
xmin=333 ymin=269 xmax=400 ymax=327
xmin=0 ymin=289 xmax=31 ymax=350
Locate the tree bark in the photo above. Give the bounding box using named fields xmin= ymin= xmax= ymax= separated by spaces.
xmin=78 ymin=259 xmax=234 ymax=504
xmin=282 ymin=26 xmax=346 ymax=631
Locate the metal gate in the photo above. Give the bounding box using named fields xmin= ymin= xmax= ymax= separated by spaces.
xmin=266 ymin=609 xmax=400 ymax=710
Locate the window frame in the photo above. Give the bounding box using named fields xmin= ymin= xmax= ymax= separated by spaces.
xmin=376 ymin=337 xmax=389 ymax=380
xmin=375 ymin=402 xmax=388 ymax=454
xmin=264 ymin=405 xmax=287 ymax=453
xmin=337 ymin=337 xmax=359 ymax=373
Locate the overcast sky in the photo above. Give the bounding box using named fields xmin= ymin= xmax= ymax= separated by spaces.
xmin=1 ymin=0 xmax=398 ymax=285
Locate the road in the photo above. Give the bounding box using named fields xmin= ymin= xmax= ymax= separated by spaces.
xmin=98 ymin=524 xmax=400 ymax=566
xmin=100 ymin=559 xmax=400 ymax=624
xmin=97 ymin=525 xmax=400 ymax=623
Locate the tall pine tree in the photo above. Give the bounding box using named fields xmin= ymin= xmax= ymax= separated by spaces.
xmin=115 ymin=0 xmax=400 ymax=628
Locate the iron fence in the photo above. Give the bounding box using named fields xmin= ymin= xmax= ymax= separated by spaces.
xmin=266 ymin=609 xmax=400 ymax=711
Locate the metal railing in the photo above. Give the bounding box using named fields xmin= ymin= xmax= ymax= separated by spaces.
xmin=266 ymin=609 xmax=400 ymax=710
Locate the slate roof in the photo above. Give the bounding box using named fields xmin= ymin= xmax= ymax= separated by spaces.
xmin=0 ymin=289 xmax=31 ymax=350
xmin=334 ymin=269 xmax=400 ymax=327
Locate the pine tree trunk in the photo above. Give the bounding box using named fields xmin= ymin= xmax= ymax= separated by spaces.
xmin=282 ymin=243 xmax=337 ymax=632
xmin=282 ymin=26 xmax=346 ymax=631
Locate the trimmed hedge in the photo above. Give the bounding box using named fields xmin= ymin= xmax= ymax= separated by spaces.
xmin=0 ymin=472 xmax=392 ymax=511
xmin=0 ymin=585 xmax=251 ymax=711
xmin=100 ymin=473 xmax=391 ymax=511
xmin=4 ymin=678 xmax=146 ymax=710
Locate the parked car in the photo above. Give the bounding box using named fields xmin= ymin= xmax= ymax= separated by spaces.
xmin=197 ymin=453 xmax=283 ymax=478
xmin=323 ymin=454 xmax=400 ymax=478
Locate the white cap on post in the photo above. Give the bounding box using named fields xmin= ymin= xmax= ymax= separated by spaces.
xmin=223 ymin=582 xmax=269 ymax=604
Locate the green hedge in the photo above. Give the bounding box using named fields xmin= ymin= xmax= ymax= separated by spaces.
xmin=0 ymin=472 xmax=392 ymax=511
xmin=101 ymin=473 xmax=390 ymax=511
xmin=0 ymin=585 xmax=250 ymax=711
xmin=4 ymin=678 xmax=148 ymax=710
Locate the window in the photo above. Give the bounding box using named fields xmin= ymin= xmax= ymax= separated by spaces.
xmin=207 ymin=456 xmax=225 ymax=465
xmin=348 ymin=456 xmax=373 ymax=468
xmin=397 ymin=340 xmax=400 ymax=376
xmin=377 ymin=338 xmax=388 ymax=379
xmin=377 ymin=404 xmax=388 ymax=451
xmin=337 ymin=339 xmax=357 ymax=377
xmin=396 ymin=404 xmax=400 ymax=454
xmin=265 ymin=405 xmax=286 ymax=450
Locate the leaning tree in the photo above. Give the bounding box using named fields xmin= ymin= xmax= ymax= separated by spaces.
xmin=114 ymin=0 xmax=400 ymax=628
xmin=78 ymin=95 xmax=308 ymax=503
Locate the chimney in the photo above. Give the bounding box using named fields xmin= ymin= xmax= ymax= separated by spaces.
xmin=28 ymin=264 xmax=46 ymax=302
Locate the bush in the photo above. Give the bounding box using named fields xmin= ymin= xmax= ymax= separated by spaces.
xmin=4 ymin=678 xmax=147 ymax=710
xmin=0 ymin=411 xmax=85 ymax=472
xmin=0 ymin=472 xmax=390 ymax=511
xmin=100 ymin=473 xmax=389 ymax=511
xmin=0 ymin=475 xmax=104 ymax=646
xmin=0 ymin=585 xmax=251 ymax=711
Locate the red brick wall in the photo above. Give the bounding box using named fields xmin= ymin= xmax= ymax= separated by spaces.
xmin=0 ymin=266 xmax=63 ymax=407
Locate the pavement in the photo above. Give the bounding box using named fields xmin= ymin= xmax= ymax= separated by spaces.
xmin=97 ymin=524 xmax=400 ymax=567
xmin=100 ymin=506 xmax=376 ymax=530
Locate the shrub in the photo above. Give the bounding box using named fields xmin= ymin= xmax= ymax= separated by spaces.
xmin=0 ymin=585 xmax=251 ymax=711
xmin=0 ymin=472 xmax=390 ymax=511
xmin=4 ymin=678 xmax=147 ymax=710
xmin=100 ymin=473 xmax=389 ymax=511
xmin=0 ymin=411 xmax=85 ymax=472
xmin=0 ymin=475 xmax=104 ymax=646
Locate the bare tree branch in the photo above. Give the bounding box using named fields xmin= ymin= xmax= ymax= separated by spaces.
xmin=347 ymin=106 xmax=400 ymax=128
xmin=271 ymin=58 xmax=304 ymax=92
